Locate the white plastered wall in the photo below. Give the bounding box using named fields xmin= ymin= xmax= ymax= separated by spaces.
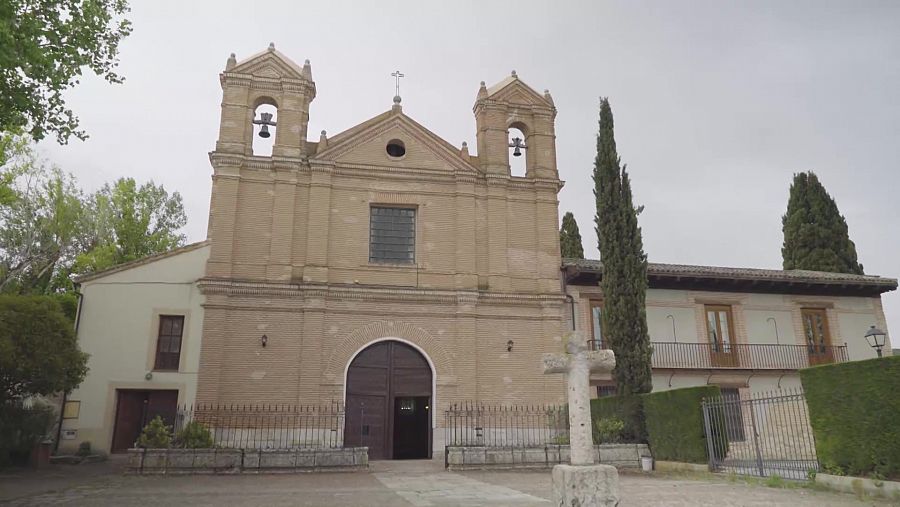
xmin=58 ymin=245 xmax=209 ymax=454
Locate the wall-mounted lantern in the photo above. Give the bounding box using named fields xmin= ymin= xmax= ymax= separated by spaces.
xmin=261 ymin=334 xmax=268 ymax=348
xmin=864 ymin=325 xmax=887 ymax=357
xmin=507 ymin=340 xmax=514 ymax=352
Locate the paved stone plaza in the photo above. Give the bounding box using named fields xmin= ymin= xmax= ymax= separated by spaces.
xmin=0 ymin=460 xmax=892 ymax=506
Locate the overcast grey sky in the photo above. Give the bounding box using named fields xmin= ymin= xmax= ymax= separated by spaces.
xmin=38 ymin=0 xmax=900 ymax=339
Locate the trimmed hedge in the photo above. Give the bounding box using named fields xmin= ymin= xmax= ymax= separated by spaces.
xmin=642 ymin=385 xmax=723 ymax=464
xmin=590 ymin=394 xmax=646 ymax=444
xmin=800 ymin=355 xmax=900 ymax=479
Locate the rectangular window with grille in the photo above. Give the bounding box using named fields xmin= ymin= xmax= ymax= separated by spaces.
xmin=369 ymin=206 xmax=416 ymax=264
xmin=154 ymin=315 xmax=185 ymax=371
xmin=596 ymin=385 xmax=617 ymax=398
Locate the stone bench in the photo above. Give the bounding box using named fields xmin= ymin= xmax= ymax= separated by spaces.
xmin=127 ymin=447 xmax=368 ymax=474
xmin=445 ymin=443 xmax=650 ymax=470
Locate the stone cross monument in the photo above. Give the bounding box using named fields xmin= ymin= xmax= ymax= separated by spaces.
xmin=543 ymin=332 xmax=620 ymax=507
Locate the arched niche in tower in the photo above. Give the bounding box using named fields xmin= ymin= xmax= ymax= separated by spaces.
xmin=251 ymin=97 xmax=278 ymax=157
xmin=507 ymin=121 xmax=529 ymax=177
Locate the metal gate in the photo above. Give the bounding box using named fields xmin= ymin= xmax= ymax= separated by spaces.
xmin=701 ymin=388 xmax=818 ymax=480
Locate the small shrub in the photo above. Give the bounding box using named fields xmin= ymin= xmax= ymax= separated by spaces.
xmin=77 ymin=441 xmax=92 ymax=456
xmin=590 ymin=395 xmax=646 ymax=443
xmin=595 ymin=417 xmax=625 ymax=443
xmin=765 ymin=474 xmax=785 ymax=488
xmin=135 ymin=416 xmax=172 ymax=449
xmin=0 ymin=400 xmax=57 ymax=467
xmin=174 ymin=421 xmax=213 ymax=449
xmin=550 ymin=434 xmax=570 ymax=445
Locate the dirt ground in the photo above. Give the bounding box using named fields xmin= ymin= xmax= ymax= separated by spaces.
xmin=0 ymin=458 xmax=894 ymax=506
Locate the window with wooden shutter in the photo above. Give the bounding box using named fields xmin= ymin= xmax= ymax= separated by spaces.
xmin=154 ymin=315 xmax=185 ymax=371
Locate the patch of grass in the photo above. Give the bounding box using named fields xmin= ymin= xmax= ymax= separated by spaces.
xmin=764 ymin=475 xmax=785 ymax=488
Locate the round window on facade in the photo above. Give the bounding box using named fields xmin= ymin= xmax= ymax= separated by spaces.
xmin=386 ymin=139 xmax=406 ymax=158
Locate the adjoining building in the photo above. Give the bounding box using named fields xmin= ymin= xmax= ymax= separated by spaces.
xmin=563 ymin=260 xmax=895 ymax=398
xmin=57 ymin=46 xmax=896 ymax=458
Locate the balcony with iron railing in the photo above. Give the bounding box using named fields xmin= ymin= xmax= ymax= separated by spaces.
xmin=586 ymin=340 xmax=849 ymax=370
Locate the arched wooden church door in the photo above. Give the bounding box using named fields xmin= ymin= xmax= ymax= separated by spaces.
xmin=344 ymin=341 xmax=432 ymax=460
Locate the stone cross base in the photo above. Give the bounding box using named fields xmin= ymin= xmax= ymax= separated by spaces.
xmin=552 ymin=464 xmax=620 ymax=507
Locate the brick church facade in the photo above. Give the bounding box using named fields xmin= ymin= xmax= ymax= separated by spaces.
xmin=195 ymin=46 xmax=568 ymax=456
xmin=59 ymin=46 xmax=894 ymax=457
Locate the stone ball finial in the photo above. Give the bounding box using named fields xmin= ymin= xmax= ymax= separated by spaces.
xmin=305 ymin=59 xmax=310 ymax=65
xmin=511 ymin=70 xmax=517 ymax=77
xmin=461 ymin=141 xmax=468 ymax=148
xmin=268 ymin=42 xmax=276 ymax=51
xmin=320 ymin=130 xmax=327 ymax=136
xmin=480 ymin=81 xmax=486 ymax=87
xmin=393 ymin=95 xmax=402 ymax=105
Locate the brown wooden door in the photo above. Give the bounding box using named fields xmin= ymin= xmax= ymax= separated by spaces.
xmin=706 ymin=305 xmax=739 ymax=367
xmin=111 ymin=390 xmax=179 ymax=453
xmin=802 ymin=309 xmax=834 ymax=365
xmin=344 ymin=341 xmax=431 ymax=460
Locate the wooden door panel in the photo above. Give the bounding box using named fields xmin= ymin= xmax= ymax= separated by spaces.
xmin=111 ymin=391 xmax=146 ymax=453
xmin=354 ymin=343 xmax=390 ymax=366
xmin=146 ymin=390 xmax=178 ymax=427
xmin=391 ymin=344 xmax=429 ymax=368
xmin=347 ymin=366 xmax=389 ymax=395
xmin=345 ymin=394 xmax=387 ymax=459
xmin=392 ymin=369 xmax=432 ymax=396
xmin=803 ymin=309 xmax=833 ymax=365
xmin=344 ymin=340 xmax=433 ymax=460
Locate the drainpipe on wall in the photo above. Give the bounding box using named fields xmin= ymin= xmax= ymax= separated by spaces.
xmin=54 ymin=283 xmax=84 ymax=454
xmin=560 ymin=268 xmax=576 ymax=332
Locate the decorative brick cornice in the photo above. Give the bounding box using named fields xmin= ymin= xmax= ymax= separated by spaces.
xmin=197 ymin=278 xmax=564 ymax=307
xmin=209 ymin=151 xmax=559 ymax=190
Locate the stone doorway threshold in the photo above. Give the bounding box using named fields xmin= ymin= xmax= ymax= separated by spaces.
xmin=369 ymin=458 xmax=444 ymax=474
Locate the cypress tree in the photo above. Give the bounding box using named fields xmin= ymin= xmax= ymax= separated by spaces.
xmin=559 ymin=211 xmax=585 ymax=259
xmin=782 ymin=172 xmax=864 ymax=275
xmin=593 ymin=98 xmax=652 ymax=395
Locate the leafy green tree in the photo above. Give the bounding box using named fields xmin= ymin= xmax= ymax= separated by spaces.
xmin=0 ymin=141 xmax=88 ymax=293
xmin=0 ymin=138 xmax=188 ymax=291
xmin=0 ymin=295 xmax=88 ymax=402
xmin=0 ymin=132 xmax=29 ymax=205
xmin=593 ymin=97 xmax=652 ymax=395
xmin=0 ymin=0 xmax=132 ymax=143
xmin=74 ymin=178 xmax=187 ymax=274
xmin=782 ymin=171 xmax=864 ymax=275
xmin=559 ymin=211 xmax=585 ymax=259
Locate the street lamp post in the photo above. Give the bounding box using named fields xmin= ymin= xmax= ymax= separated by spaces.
xmin=864 ymin=325 xmax=887 ymax=358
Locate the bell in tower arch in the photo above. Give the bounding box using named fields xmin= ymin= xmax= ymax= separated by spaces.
xmin=254 ymin=111 xmax=277 ymax=139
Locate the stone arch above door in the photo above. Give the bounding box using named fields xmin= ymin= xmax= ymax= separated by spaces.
xmin=323 ymin=321 xmax=456 ymax=385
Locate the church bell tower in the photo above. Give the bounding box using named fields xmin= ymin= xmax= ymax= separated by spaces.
xmin=215 ymin=43 xmax=316 ymax=159
xmin=474 ymin=71 xmax=558 ymax=179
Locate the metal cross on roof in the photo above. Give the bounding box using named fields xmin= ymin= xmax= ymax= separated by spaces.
xmin=391 ymin=70 xmax=405 ymax=98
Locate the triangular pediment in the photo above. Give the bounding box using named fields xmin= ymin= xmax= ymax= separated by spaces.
xmin=485 ymin=75 xmax=551 ymax=107
xmin=314 ymin=112 xmax=479 ymax=173
xmin=230 ymin=48 xmax=305 ymax=80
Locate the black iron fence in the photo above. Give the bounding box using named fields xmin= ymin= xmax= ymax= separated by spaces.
xmin=702 ymin=388 xmax=818 ymax=480
xmin=444 ymin=402 xmax=569 ymax=448
xmin=172 ymin=403 xmax=346 ymax=450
